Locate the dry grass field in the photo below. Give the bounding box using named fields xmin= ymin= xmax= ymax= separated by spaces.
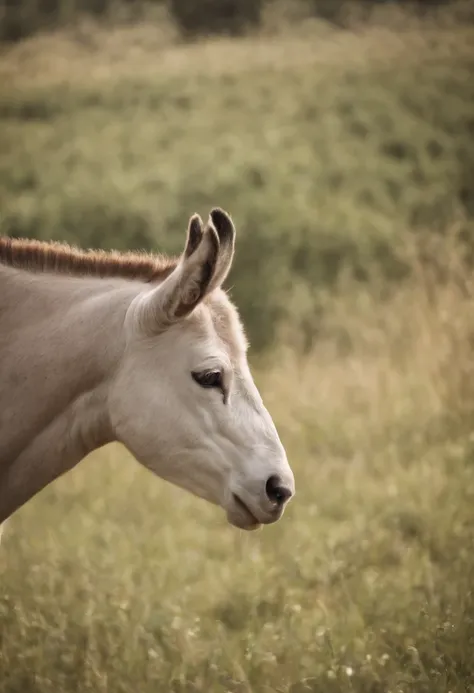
xmin=1 ymin=6 xmax=474 ymax=692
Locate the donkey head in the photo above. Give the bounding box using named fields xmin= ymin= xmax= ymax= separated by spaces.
xmin=111 ymin=209 xmax=294 ymax=530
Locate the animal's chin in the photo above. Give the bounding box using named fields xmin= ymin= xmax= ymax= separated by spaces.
xmin=226 ymin=494 xmax=263 ymax=531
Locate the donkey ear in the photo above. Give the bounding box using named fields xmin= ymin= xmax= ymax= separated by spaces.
xmin=206 ymin=208 xmax=236 ymax=292
xmin=137 ymin=213 xmax=220 ymax=333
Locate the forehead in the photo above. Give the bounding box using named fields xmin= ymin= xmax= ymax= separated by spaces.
xmin=196 ymin=289 xmax=248 ymax=363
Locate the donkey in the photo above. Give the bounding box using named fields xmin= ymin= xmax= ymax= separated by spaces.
xmin=0 ymin=208 xmax=294 ymax=537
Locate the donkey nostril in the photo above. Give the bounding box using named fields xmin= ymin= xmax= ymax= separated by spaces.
xmin=265 ymin=475 xmax=292 ymax=506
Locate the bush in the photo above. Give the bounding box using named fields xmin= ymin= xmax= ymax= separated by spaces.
xmin=0 ymin=0 xmax=115 ymax=42
xmin=0 ymin=0 xmax=263 ymax=43
xmin=168 ymin=0 xmax=263 ymax=38
xmin=304 ymin=0 xmax=457 ymax=28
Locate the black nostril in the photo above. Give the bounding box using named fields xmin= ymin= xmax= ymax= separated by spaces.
xmin=265 ymin=475 xmax=292 ymax=506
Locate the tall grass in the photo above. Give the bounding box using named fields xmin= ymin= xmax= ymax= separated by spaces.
xmin=2 ymin=235 xmax=474 ymax=692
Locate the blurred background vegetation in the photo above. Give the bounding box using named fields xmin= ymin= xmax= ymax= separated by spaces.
xmin=2 ymin=2 xmax=474 ymax=692
xmin=1 ymin=0 xmax=474 ymax=349
xmin=2 ymin=0 xmax=474 ymax=42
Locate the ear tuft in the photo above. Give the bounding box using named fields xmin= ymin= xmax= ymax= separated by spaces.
xmin=182 ymin=284 xmax=201 ymax=307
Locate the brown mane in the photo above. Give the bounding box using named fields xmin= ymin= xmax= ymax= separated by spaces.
xmin=0 ymin=236 xmax=177 ymax=282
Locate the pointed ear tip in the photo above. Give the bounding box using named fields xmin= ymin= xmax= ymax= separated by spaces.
xmin=210 ymin=207 xmax=231 ymax=220
xmin=209 ymin=208 xmax=236 ymax=239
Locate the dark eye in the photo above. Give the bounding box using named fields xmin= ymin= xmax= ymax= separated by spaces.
xmin=192 ymin=369 xmax=223 ymax=390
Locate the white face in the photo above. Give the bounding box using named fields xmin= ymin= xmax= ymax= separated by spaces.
xmin=110 ymin=209 xmax=295 ymax=531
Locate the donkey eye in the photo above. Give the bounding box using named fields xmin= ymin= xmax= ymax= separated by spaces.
xmin=192 ymin=369 xmax=223 ymax=390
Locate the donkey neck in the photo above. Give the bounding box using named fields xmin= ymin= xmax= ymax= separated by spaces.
xmin=0 ymin=267 xmax=142 ymax=522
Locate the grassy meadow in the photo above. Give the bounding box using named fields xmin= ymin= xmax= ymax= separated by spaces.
xmin=1 ymin=5 xmax=474 ymax=692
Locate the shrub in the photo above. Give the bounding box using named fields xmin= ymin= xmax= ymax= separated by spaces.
xmin=168 ymin=0 xmax=263 ymax=38
xmin=0 ymin=0 xmax=116 ymax=42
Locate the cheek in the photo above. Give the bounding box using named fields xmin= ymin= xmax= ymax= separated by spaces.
xmin=116 ymin=394 xmax=196 ymax=467
xmin=113 ymin=362 xmax=222 ymax=456
xmin=144 ymin=382 xmax=210 ymax=447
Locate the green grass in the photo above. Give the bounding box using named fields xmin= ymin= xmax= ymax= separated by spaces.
xmin=2 ymin=13 xmax=474 ymax=693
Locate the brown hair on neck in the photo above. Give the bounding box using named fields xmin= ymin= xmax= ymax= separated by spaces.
xmin=0 ymin=236 xmax=177 ymax=282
